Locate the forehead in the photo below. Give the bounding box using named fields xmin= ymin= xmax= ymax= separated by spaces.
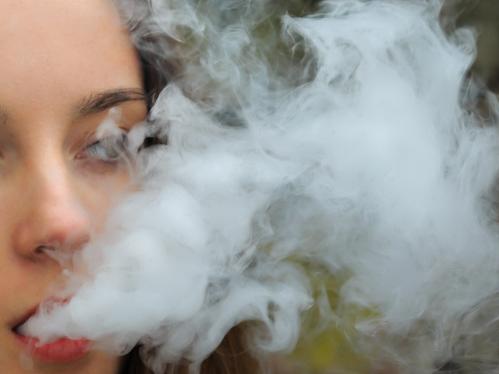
xmin=0 ymin=0 xmax=141 ymax=114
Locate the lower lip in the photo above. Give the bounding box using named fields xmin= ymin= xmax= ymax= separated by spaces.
xmin=15 ymin=335 xmax=90 ymax=363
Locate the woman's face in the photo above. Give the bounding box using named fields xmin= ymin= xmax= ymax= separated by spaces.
xmin=0 ymin=0 xmax=146 ymax=372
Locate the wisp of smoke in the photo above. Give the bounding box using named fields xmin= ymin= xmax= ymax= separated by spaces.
xmin=22 ymin=0 xmax=499 ymax=372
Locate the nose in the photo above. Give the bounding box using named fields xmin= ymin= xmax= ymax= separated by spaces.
xmin=12 ymin=160 xmax=91 ymax=261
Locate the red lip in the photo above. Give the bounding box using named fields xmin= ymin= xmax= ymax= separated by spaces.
xmin=11 ymin=299 xmax=91 ymax=363
xmin=15 ymin=335 xmax=90 ymax=363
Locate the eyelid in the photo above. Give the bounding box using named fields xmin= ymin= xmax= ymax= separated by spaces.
xmin=81 ymin=120 xmax=129 ymax=147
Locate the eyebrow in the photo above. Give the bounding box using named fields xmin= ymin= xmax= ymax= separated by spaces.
xmin=75 ymin=88 xmax=146 ymax=118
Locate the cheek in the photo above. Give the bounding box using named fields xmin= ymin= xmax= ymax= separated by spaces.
xmin=79 ymin=168 xmax=133 ymax=232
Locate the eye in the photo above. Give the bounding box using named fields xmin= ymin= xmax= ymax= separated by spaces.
xmin=85 ymin=140 xmax=120 ymax=162
xmin=77 ymin=134 xmax=127 ymax=164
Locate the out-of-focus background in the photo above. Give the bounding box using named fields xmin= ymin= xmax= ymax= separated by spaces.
xmin=455 ymin=0 xmax=499 ymax=93
xmin=270 ymin=1 xmax=499 ymax=373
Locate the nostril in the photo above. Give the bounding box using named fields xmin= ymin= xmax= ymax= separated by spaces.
xmin=33 ymin=243 xmax=74 ymax=266
xmin=34 ymin=244 xmax=57 ymax=255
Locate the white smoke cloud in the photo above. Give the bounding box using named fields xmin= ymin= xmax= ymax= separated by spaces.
xmin=23 ymin=0 xmax=499 ymax=372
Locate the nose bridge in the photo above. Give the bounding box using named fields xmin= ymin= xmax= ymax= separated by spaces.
xmin=13 ymin=148 xmax=91 ymax=258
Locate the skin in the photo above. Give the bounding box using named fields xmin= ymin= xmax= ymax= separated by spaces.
xmin=0 ymin=0 xmax=147 ymax=373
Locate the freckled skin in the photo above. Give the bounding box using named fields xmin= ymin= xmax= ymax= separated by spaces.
xmin=0 ymin=1 xmax=147 ymax=373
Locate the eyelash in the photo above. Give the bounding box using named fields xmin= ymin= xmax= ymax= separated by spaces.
xmin=76 ymin=131 xmax=166 ymax=169
xmin=79 ymin=135 xmax=127 ymax=164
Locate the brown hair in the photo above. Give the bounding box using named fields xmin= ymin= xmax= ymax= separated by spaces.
xmin=118 ymin=327 xmax=259 ymax=374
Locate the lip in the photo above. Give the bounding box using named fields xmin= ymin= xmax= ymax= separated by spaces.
xmin=11 ymin=300 xmax=91 ymax=363
xmin=15 ymin=335 xmax=91 ymax=363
